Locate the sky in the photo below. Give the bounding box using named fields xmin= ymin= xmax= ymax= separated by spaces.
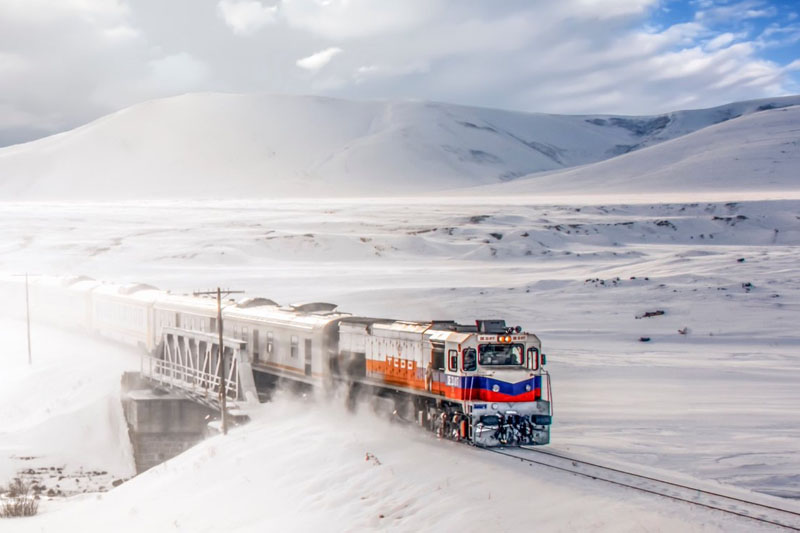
xmin=0 ymin=0 xmax=798 ymax=146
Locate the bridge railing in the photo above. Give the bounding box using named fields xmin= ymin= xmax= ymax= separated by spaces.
xmin=142 ymin=355 xmax=239 ymax=401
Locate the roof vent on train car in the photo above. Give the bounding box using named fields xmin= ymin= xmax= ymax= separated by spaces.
xmin=237 ymin=297 xmax=280 ymax=308
xmin=430 ymin=320 xmax=479 ymax=333
xmin=290 ymin=302 xmax=338 ymax=314
xmin=476 ymin=319 xmax=507 ymax=333
xmin=118 ymin=283 xmax=159 ymax=295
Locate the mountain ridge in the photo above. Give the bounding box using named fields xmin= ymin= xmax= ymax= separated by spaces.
xmin=0 ymin=92 xmax=798 ymax=199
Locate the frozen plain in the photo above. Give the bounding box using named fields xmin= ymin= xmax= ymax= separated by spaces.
xmin=1 ymin=193 xmax=799 ymax=531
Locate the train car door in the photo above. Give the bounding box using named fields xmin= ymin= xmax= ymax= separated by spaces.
xmin=304 ymin=339 xmax=312 ymax=376
xmin=252 ymin=330 xmax=260 ymax=363
xmin=444 ymin=341 xmax=463 ymax=399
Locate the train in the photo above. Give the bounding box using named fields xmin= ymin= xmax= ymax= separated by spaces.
xmin=1 ymin=274 xmax=552 ymax=446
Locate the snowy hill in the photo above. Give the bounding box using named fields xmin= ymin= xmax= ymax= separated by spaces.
xmin=0 ymin=92 xmax=797 ymax=199
xmin=476 ymin=104 xmax=800 ymax=198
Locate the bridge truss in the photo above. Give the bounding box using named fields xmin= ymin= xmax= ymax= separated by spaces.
xmin=141 ymin=326 xmax=259 ymax=411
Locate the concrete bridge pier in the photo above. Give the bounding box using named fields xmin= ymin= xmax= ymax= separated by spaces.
xmin=121 ymin=387 xmax=216 ymax=474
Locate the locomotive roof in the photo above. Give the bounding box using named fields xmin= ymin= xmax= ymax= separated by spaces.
xmin=429 ymin=330 xmax=473 ymax=343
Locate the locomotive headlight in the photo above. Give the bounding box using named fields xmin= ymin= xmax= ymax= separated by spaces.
xmin=492 ymin=384 xmax=500 ymax=392
xmin=525 ymin=384 xmax=532 ymax=392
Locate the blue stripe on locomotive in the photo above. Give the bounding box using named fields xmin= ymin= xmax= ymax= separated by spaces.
xmin=456 ymin=375 xmax=541 ymax=396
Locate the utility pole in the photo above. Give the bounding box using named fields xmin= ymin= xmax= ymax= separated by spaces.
xmin=193 ymin=287 xmax=244 ymax=435
xmin=25 ymin=273 xmax=32 ymax=365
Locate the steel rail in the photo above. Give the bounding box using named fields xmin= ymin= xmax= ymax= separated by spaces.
xmin=485 ymin=446 xmax=800 ymax=531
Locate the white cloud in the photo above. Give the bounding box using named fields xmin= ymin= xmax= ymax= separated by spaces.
xmin=570 ymin=0 xmax=659 ymax=19
xmin=147 ymin=53 xmax=210 ymax=92
xmin=706 ymin=32 xmax=735 ymax=50
xmin=0 ymin=52 xmax=28 ymax=75
xmin=695 ymin=0 xmax=776 ymax=24
xmin=355 ymin=62 xmax=429 ymax=83
xmin=1 ymin=0 xmax=130 ymax=24
xmin=0 ymin=0 xmax=797 ymax=145
xmin=218 ymin=0 xmax=278 ymax=36
xmin=296 ymin=47 xmax=342 ymax=71
xmin=756 ymin=23 xmax=800 ymax=49
xmin=102 ymin=24 xmax=140 ymax=41
xmin=282 ymin=0 xmax=443 ymax=39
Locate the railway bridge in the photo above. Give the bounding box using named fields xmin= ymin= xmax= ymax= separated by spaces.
xmin=124 ymin=326 xmax=259 ymax=473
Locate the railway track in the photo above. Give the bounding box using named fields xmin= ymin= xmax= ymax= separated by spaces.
xmin=486 ymin=446 xmax=800 ymax=530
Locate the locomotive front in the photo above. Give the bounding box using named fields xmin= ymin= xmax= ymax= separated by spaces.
xmin=457 ymin=321 xmax=552 ymax=446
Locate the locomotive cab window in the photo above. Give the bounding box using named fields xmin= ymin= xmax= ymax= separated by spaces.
xmin=291 ymin=335 xmax=299 ymax=358
xmin=462 ymin=347 xmax=477 ymax=371
xmin=527 ymin=347 xmax=539 ymax=370
xmin=448 ymin=350 xmax=458 ymax=371
xmin=478 ymin=343 xmax=524 ymax=366
xmin=267 ymin=332 xmax=273 ymax=354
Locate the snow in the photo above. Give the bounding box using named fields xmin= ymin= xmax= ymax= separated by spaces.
xmin=0 ymin=92 xmax=799 ymax=530
xmin=0 ymin=93 xmax=797 ymax=199
xmin=0 ymin=320 xmax=787 ymax=532
xmin=474 ymin=105 xmax=800 ymax=198
xmin=0 ymin=318 xmax=138 ymax=498
xmin=1 ymin=192 xmax=799 ymax=531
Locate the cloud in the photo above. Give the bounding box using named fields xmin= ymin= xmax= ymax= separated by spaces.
xmin=147 ymin=53 xmax=210 ymax=92
xmin=0 ymin=0 xmax=798 ymax=146
xmin=296 ymin=47 xmax=342 ymax=71
xmin=282 ymin=0 xmax=443 ymax=39
xmin=102 ymin=24 xmax=140 ymax=41
xmin=218 ymin=0 xmax=278 ymax=36
xmin=355 ymin=62 xmax=429 ymax=83
xmin=694 ymin=0 xmax=777 ymax=24
xmin=570 ymin=0 xmax=659 ymax=19
xmin=705 ymin=32 xmax=735 ymax=51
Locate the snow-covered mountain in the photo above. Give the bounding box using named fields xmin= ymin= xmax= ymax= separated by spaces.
xmin=476 ymin=103 xmax=800 ymax=198
xmin=0 ymin=92 xmax=797 ymax=199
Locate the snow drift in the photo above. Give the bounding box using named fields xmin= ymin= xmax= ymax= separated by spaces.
xmin=0 ymin=93 xmax=797 ymax=199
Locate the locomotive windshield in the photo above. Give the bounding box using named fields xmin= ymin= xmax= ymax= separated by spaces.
xmin=478 ymin=343 xmax=524 ymax=366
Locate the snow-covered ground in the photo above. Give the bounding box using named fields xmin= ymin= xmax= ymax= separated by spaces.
xmin=0 ymin=318 xmax=138 ymax=500
xmin=0 ymin=196 xmax=798 ymax=530
xmin=0 ymin=318 xmax=791 ymax=533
